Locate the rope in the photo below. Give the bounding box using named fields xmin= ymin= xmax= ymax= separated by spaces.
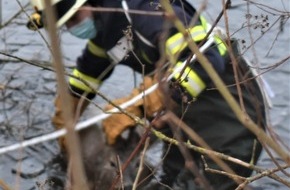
xmin=0 ymin=37 xmax=214 ymax=155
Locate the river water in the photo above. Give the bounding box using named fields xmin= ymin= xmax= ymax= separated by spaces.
xmin=0 ymin=0 xmax=289 ymax=190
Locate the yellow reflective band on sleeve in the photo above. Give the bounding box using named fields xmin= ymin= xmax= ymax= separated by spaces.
xmin=69 ymin=69 xmax=101 ymax=93
xmin=200 ymin=15 xmax=227 ymax=56
xmin=166 ymin=26 xmax=207 ymax=57
xmin=214 ymin=36 xmax=227 ymax=56
xmin=87 ymin=40 xmax=108 ymax=58
xmin=199 ymin=16 xmax=208 ymax=31
xmin=173 ymin=62 xmax=206 ymax=97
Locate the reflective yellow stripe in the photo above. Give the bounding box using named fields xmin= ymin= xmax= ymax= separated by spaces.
xmin=165 ymin=15 xmax=227 ymax=97
xmin=166 ymin=26 xmax=207 ymax=56
xmin=199 ymin=16 xmax=208 ymax=31
xmin=200 ymin=15 xmax=227 ymax=56
xmin=214 ymin=36 xmax=227 ymax=56
xmin=87 ymin=40 xmax=108 ymax=58
xmin=189 ymin=26 xmax=207 ymax=41
xmin=166 ymin=16 xmax=227 ymax=58
xmin=69 ymin=69 xmax=101 ymax=93
xmin=174 ymin=62 xmax=206 ymax=97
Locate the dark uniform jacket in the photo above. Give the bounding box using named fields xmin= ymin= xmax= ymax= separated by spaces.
xmin=70 ymin=0 xmax=225 ymax=98
xmin=70 ymin=1 xmax=267 ymax=189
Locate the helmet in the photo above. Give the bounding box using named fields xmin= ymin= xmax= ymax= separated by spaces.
xmin=30 ymin=0 xmax=87 ymax=28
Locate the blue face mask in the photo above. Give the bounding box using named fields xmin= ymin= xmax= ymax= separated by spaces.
xmin=68 ymin=17 xmax=97 ymax=39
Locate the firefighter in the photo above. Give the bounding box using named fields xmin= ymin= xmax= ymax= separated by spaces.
xmin=26 ymin=0 xmax=266 ymax=189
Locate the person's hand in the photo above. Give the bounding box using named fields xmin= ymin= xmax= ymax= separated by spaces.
xmin=102 ymin=76 xmax=164 ymax=145
xmin=26 ymin=12 xmax=44 ymax=31
xmin=102 ymin=88 xmax=143 ymax=145
xmin=102 ymin=105 xmax=142 ymax=145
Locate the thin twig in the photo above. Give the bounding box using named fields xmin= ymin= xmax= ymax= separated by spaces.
xmin=15 ymin=0 xmax=52 ymax=54
xmin=160 ymin=0 xmax=290 ymax=165
xmin=0 ymin=179 xmax=12 ymax=190
xmin=132 ymin=137 xmax=150 ymax=190
xmin=236 ymin=164 xmax=290 ymax=190
xmin=152 ymin=125 xmax=290 ymax=187
xmin=116 ymin=155 xmax=124 ymax=190
xmin=43 ymin=0 xmax=89 ymax=189
xmin=263 ymin=145 xmax=290 ymax=178
xmin=202 ymin=156 xmax=247 ymax=181
xmin=164 ymin=111 xmax=243 ymax=186
xmin=109 ymin=126 xmax=151 ymax=190
xmin=0 ymin=2 xmax=29 ymax=29
xmin=222 ymin=0 xmax=246 ymax=112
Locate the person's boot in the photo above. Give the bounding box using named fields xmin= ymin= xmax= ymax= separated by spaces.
xmin=51 ymin=94 xmax=89 ymax=153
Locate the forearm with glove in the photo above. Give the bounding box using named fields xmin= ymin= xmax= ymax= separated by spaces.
xmin=102 ymin=76 xmax=164 ymax=145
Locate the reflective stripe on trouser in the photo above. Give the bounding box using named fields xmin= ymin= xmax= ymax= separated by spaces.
xmin=69 ymin=69 xmax=101 ymax=93
xmin=173 ymin=62 xmax=206 ymax=97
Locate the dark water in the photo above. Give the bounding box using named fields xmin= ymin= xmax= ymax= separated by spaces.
xmin=0 ymin=0 xmax=289 ymax=189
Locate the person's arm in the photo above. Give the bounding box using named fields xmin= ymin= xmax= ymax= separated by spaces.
xmin=129 ymin=1 xmax=226 ymax=98
xmin=68 ymin=39 xmax=113 ymax=99
xmin=165 ymin=19 xmax=226 ymax=98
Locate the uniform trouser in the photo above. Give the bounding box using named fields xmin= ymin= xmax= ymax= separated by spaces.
xmin=160 ymin=49 xmax=266 ymax=190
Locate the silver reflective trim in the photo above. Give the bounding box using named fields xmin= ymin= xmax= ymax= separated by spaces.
xmin=107 ymin=36 xmax=133 ymax=64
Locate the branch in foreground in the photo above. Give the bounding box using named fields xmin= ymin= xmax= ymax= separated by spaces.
xmin=160 ymin=0 xmax=290 ymax=164
xmin=236 ymin=164 xmax=290 ymax=190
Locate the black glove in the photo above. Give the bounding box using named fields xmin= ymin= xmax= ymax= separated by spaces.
xmin=26 ymin=12 xmax=44 ymax=31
